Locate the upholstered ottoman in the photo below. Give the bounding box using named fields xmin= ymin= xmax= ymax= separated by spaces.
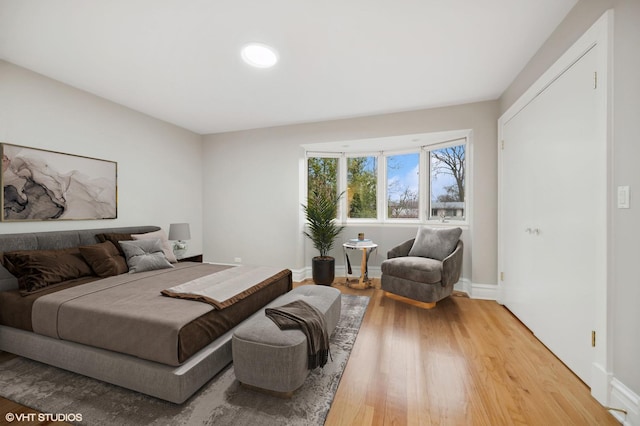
xmin=232 ymin=285 xmax=341 ymax=395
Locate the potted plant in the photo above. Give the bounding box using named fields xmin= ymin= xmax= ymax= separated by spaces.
xmin=302 ymin=190 xmax=345 ymax=285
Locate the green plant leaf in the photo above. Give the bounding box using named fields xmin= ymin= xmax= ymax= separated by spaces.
xmin=302 ymin=191 xmax=345 ymax=257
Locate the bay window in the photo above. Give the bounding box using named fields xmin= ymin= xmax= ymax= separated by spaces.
xmin=306 ymin=135 xmax=467 ymax=224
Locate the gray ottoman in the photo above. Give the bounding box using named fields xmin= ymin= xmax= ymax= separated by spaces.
xmin=232 ymin=285 xmax=341 ymax=395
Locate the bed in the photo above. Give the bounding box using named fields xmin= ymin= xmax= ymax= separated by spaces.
xmin=0 ymin=226 xmax=292 ymax=403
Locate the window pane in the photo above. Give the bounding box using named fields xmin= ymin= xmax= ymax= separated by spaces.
xmin=347 ymin=156 xmax=377 ymax=218
xmin=387 ymin=153 xmax=419 ymax=219
xmin=308 ymin=157 xmax=338 ymax=201
xmin=430 ymin=144 xmax=465 ymax=220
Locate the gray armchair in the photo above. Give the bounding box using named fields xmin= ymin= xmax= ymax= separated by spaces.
xmin=381 ymin=227 xmax=463 ymax=309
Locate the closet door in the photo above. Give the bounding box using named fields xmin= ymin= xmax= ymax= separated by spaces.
xmin=501 ymin=119 xmax=536 ymax=323
xmin=501 ymin=46 xmax=600 ymax=385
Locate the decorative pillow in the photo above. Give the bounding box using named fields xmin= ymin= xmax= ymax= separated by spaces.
xmin=3 ymin=248 xmax=94 ymax=294
xmin=79 ymin=241 xmax=128 ymax=278
xmin=408 ymin=227 xmax=462 ymax=261
xmin=95 ymin=232 xmax=133 ymax=256
xmin=118 ymin=239 xmax=173 ymax=274
xmin=131 ymin=229 xmax=178 ymax=263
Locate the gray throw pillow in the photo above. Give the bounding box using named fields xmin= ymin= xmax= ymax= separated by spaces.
xmin=408 ymin=227 xmax=462 ymax=261
xmin=119 ymin=239 xmax=173 ymax=274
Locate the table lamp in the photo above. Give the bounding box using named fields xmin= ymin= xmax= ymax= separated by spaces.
xmin=169 ymin=223 xmax=191 ymax=258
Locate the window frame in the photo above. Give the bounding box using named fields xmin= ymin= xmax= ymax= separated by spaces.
xmin=305 ymin=132 xmax=470 ymax=226
xmin=424 ymin=138 xmax=468 ymax=223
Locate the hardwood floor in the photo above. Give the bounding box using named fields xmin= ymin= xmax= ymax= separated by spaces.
xmin=324 ymin=279 xmax=618 ymax=425
xmin=0 ymin=280 xmax=618 ymax=425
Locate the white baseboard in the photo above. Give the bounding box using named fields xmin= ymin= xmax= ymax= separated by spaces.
xmin=290 ymin=268 xmax=308 ymax=283
xmin=454 ymin=280 xmax=499 ymax=300
xmin=293 ymin=265 xmax=382 ymax=283
xmin=294 ymin=267 xmax=500 ymax=301
xmin=609 ymin=378 xmax=640 ymax=425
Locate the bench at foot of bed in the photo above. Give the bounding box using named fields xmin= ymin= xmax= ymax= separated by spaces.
xmin=231 ymin=285 xmax=341 ymax=396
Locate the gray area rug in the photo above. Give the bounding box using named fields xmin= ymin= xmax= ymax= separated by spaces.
xmin=0 ymin=294 xmax=369 ymax=425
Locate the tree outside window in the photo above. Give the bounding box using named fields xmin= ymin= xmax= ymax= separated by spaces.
xmin=387 ymin=153 xmax=419 ymax=219
xmin=347 ymin=156 xmax=377 ymax=219
xmin=430 ymin=144 xmax=465 ymax=220
xmin=307 ymin=157 xmax=338 ymax=204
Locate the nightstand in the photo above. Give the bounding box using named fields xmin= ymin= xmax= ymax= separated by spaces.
xmin=176 ymin=254 xmax=203 ymax=263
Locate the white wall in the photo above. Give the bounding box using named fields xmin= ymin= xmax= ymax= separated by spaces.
xmin=203 ymin=100 xmax=498 ymax=288
xmin=500 ymin=0 xmax=640 ymax=419
xmin=0 ymin=60 xmax=204 ymax=255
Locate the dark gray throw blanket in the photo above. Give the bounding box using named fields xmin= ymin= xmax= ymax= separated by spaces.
xmin=265 ymin=299 xmax=330 ymax=369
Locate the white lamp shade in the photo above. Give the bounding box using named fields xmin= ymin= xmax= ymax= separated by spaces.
xmin=169 ymin=223 xmax=191 ymax=241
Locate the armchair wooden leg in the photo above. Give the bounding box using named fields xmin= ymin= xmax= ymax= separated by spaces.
xmin=384 ymin=291 xmax=437 ymax=309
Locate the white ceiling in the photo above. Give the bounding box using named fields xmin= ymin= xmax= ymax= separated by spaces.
xmin=0 ymin=0 xmax=577 ymax=135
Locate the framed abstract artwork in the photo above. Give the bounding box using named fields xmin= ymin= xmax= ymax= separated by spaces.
xmin=1 ymin=143 xmax=117 ymax=221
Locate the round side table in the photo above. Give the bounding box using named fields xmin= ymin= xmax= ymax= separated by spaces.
xmin=342 ymin=241 xmax=378 ymax=289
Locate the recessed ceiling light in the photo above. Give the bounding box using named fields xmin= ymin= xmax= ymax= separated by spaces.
xmin=241 ymin=43 xmax=278 ymax=68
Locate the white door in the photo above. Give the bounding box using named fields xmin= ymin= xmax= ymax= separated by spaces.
xmin=501 ymin=46 xmax=601 ymax=385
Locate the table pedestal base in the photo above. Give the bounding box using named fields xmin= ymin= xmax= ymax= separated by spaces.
xmin=347 ymin=280 xmax=372 ymax=290
xmin=343 ymin=242 xmax=377 ymax=290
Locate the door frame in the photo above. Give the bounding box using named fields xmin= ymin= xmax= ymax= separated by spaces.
xmin=497 ymin=10 xmax=613 ymax=404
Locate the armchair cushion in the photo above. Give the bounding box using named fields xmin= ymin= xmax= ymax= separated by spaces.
xmin=408 ymin=227 xmax=462 ymax=261
xmin=381 ymin=256 xmax=442 ymax=284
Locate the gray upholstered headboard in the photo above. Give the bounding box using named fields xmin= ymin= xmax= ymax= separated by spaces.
xmin=0 ymin=225 xmax=161 ymax=291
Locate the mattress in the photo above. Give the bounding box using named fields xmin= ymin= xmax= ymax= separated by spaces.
xmin=0 ymin=263 xmax=292 ymax=366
